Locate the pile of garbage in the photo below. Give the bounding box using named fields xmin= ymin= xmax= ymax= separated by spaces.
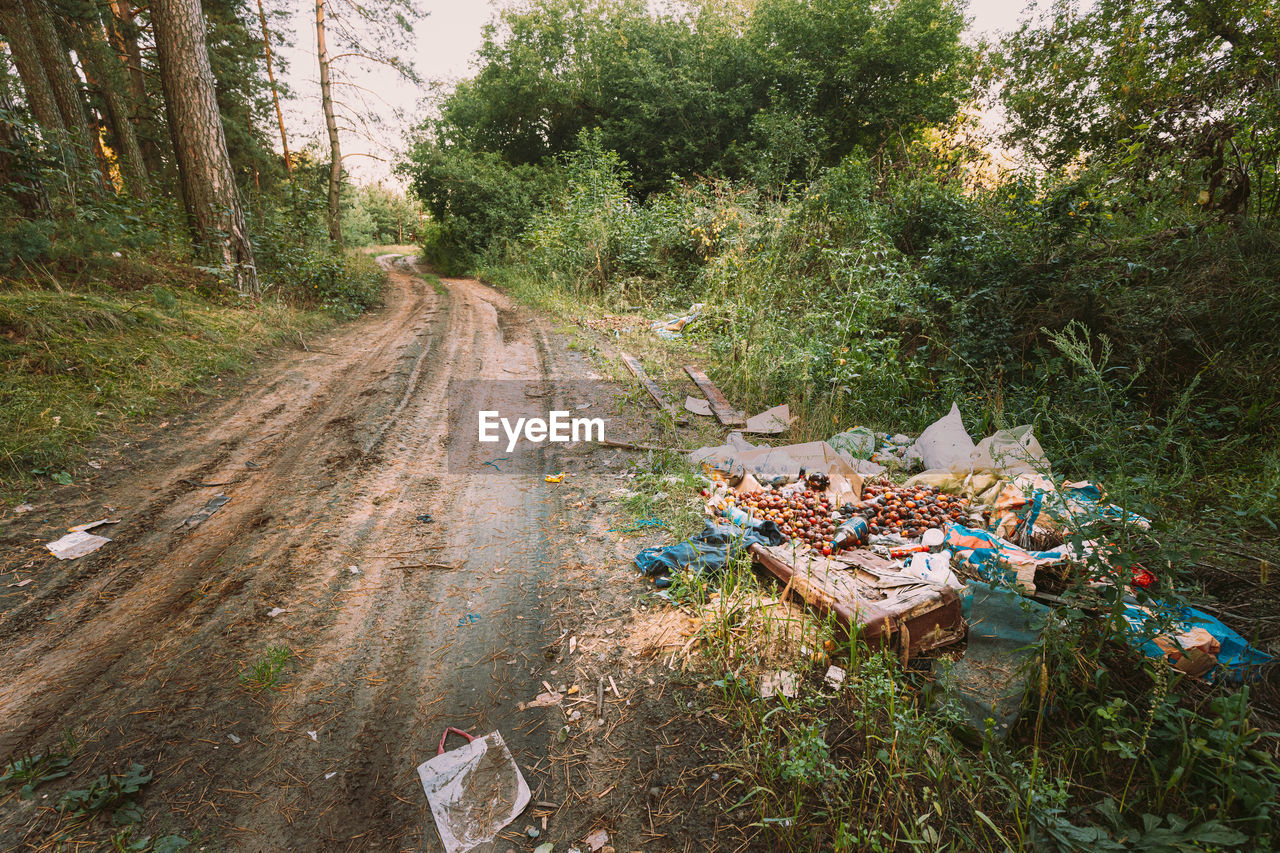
xmin=633 ymin=401 xmax=1273 ymax=734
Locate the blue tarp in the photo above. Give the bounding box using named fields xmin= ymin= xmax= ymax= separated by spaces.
xmin=634 ymin=520 xmax=784 ymax=585
xmin=1122 ymin=600 xmax=1273 ymax=683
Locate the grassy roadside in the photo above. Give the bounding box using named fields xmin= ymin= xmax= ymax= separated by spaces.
xmin=0 ymin=250 xmax=390 ymax=501
xmin=481 ymin=261 xmax=1280 ymax=851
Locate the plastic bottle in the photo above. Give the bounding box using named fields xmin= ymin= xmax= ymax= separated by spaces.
xmin=832 ymin=517 xmax=869 ymax=550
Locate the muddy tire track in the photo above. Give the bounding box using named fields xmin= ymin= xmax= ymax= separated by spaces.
xmin=0 ymin=258 xmax=603 ymax=851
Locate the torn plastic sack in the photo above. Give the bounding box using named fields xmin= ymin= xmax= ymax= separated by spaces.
xmin=935 ymin=580 xmax=1050 ymax=739
xmin=690 ymin=437 xmax=864 ymax=501
xmin=1058 ymin=482 xmax=1152 ymax=530
xmin=943 ymin=522 xmax=1065 ymax=594
xmin=828 ymin=427 xmax=876 ymax=460
xmin=651 ymin=302 xmax=704 ymax=339
xmin=905 ymin=403 xmax=976 ymax=472
xmin=970 ymin=425 xmax=1049 ymax=477
xmin=634 ymin=520 xmax=784 ymax=585
xmin=906 ymin=469 xmax=1005 ymax=505
xmin=991 ymin=477 xmax=1152 ymax=546
xmin=1121 ymin=600 xmax=1273 ymax=683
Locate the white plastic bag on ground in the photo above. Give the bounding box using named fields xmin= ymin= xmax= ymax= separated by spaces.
xmin=971 ymin=425 xmax=1049 ymax=477
xmin=904 ymin=402 xmax=976 ymax=472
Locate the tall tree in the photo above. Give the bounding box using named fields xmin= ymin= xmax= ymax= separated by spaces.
xmin=0 ymin=0 xmax=67 ymax=146
xmin=21 ymin=0 xmax=95 ymax=166
xmin=255 ymin=0 xmax=290 ymax=173
xmin=152 ymin=0 xmax=259 ymax=293
xmin=64 ymin=2 xmax=150 ymax=196
xmin=316 ymin=0 xmax=341 ymax=243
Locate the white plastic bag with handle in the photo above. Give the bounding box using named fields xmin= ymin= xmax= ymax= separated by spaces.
xmin=418 ymin=727 xmax=530 ymax=853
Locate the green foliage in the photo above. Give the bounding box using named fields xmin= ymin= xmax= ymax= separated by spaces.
xmin=400 ymin=144 xmax=559 ymax=274
xmin=58 ymin=763 xmax=152 ymax=826
xmin=999 ymin=0 xmax=1280 ymax=223
xmin=108 ymin=832 xmax=189 ymax=853
xmin=404 ymin=0 xmax=975 ymax=212
xmin=1 ymin=751 xmax=73 ymax=799
xmin=340 ymin=183 xmax=422 ymax=247
xmin=239 ymin=646 xmax=293 ymax=692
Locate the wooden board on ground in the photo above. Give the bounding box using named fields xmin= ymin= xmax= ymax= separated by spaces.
xmin=682 ymin=365 xmax=746 ymax=426
xmin=749 ymin=543 xmax=964 ymax=654
xmin=619 ymin=351 xmax=682 ymax=421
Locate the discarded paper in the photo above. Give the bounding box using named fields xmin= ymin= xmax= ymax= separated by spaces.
xmin=759 ymin=670 xmax=799 ymax=699
xmin=45 ymin=531 xmax=111 ymax=560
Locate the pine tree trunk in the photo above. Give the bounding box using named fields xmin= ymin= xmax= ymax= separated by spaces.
xmin=103 ymin=0 xmax=159 ymax=175
xmin=0 ymin=82 xmax=47 ymax=213
xmin=0 ymin=0 xmax=68 ymax=148
xmin=21 ymin=0 xmax=95 ymax=166
xmin=152 ymin=0 xmax=259 ymax=295
xmin=72 ymin=13 xmax=150 ymax=197
xmin=316 ymin=0 xmax=342 ymax=245
xmin=256 ymin=0 xmax=291 ymax=174
xmin=105 ymin=0 xmax=146 ymax=104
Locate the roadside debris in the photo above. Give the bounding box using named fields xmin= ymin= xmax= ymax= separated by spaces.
xmin=628 ymin=390 xmax=1273 ymax=734
xmin=519 ymin=691 xmax=563 ymax=711
xmin=683 ymin=365 xmax=746 ymax=426
xmin=545 ymin=472 xmax=566 ymax=484
xmin=759 ymin=670 xmax=799 ymax=699
xmin=46 ymin=530 xmax=111 ymax=560
xmin=744 ymin=404 xmax=793 ymax=435
xmin=417 ymin=727 xmax=530 ymax=853
xmin=684 ymin=396 xmax=713 ymax=416
xmin=936 ymin=580 xmax=1050 ymax=739
xmin=584 ymin=828 xmax=610 ymax=851
xmin=14 ymin=503 xmax=35 ymax=514
xmin=178 ymin=494 xmax=230 ymax=530
xmin=651 ymin=302 xmax=703 ymax=339
xmin=619 ymin=351 xmax=683 ymax=421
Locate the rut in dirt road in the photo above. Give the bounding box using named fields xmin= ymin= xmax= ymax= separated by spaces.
xmin=0 ymin=257 xmax=607 ymax=850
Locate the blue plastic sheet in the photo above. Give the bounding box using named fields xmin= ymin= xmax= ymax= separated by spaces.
xmin=634 ymin=520 xmax=783 ymax=584
xmin=943 ymin=522 xmax=1063 ymax=586
xmin=938 ymin=580 xmax=1051 ymax=738
xmin=1122 ymin=600 xmax=1273 ymax=683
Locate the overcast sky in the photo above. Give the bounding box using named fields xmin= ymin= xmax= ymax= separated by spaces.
xmin=276 ymin=0 xmax=1036 ymax=185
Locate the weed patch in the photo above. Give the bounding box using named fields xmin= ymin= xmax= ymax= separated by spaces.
xmin=239 ymin=646 xmax=293 ymax=692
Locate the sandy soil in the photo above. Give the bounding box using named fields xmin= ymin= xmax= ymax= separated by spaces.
xmin=0 ymin=258 xmax=752 ymax=851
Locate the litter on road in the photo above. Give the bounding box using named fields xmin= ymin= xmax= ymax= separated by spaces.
xmin=417 ymin=727 xmax=530 ymax=853
xmin=178 ymin=494 xmax=230 ymax=530
xmin=45 ymin=530 xmax=111 ymax=560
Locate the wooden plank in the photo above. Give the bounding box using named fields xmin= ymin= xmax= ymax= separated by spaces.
xmin=682 ymin=365 xmax=746 ymax=426
xmin=749 ymin=543 xmax=964 ymax=654
xmin=619 ymin=351 xmax=680 ymax=419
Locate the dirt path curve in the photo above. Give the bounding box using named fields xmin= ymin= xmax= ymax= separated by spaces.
xmin=0 ymin=258 xmax=614 ymax=850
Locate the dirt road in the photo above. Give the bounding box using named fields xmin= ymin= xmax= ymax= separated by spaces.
xmin=0 ymin=258 xmax=726 ymax=851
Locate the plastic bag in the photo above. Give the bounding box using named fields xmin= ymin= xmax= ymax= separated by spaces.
xmin=828 ymin=426 xmax=876 ymax=460
xmin=971 ymin=425 xmax=1049 ymax=477
xmin=905 ymin=403 xmax=976 ymax=472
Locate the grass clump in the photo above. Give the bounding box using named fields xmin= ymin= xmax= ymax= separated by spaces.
xmin=238 ymin=646 xmax=293 ymax=692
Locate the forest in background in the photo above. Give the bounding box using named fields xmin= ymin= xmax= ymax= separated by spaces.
xmin=403 ymin=0 xmax=1280 ymax=534
xmin=0 ymin=0 xmax=423 ymax=483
